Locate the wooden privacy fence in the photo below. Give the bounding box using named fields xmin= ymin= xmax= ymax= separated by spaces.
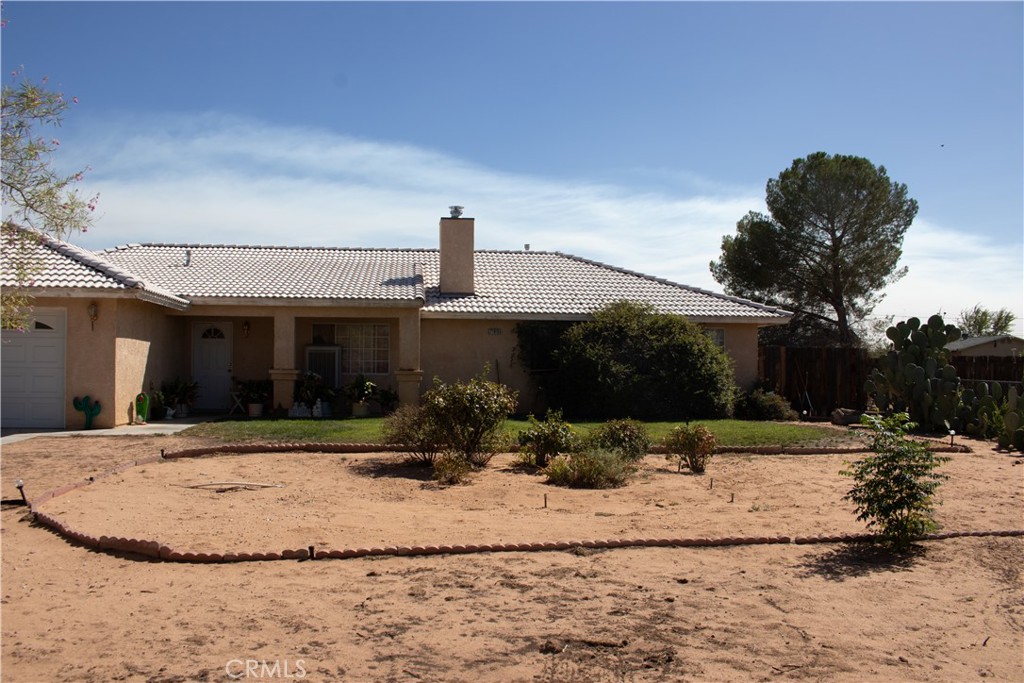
xmin=757 ymin=348 xmax=1023 ymax=417
xmin=951 ymin=356 xmax=1023 ymax=385
xmin=758 ymin=346 xmax=871 ymax=417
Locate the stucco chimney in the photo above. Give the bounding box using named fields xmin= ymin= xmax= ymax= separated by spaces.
xmin=439 ymin=208 xmax=474 ymax=295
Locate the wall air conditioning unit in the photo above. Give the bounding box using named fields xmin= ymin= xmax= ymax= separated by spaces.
xmin=305 ymin=346 xmax=340 ymax=389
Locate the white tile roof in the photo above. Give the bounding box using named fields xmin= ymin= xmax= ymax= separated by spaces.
xmin=1 ymin=229 xmax=189 ymax=309
xmin=6 ymin=232 xmax=791 ymax=322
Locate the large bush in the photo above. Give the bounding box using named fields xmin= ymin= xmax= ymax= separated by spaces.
xmin=421 ymin=369 xmax=518 ymax=467
xmin=522 ymin=301 xmax=736 ymax=420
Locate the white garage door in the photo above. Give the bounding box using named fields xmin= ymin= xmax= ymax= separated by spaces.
xmin=1 ymin=308 xmax=67 ymax=429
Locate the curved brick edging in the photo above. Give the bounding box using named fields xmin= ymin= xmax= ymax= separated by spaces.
xmin=25 ymin=442 xmax=1013 ymax=564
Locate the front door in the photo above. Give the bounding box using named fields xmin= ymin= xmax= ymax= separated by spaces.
xmin=191 ymin=322 xmax=233 ymax=411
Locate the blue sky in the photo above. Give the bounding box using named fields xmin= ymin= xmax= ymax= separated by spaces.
xmin=3 ymin=1 xmax=1022 ymax=336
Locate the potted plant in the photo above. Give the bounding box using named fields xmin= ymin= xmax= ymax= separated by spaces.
xmin=346 ymin=375 xmax=377 ymax=418
xmin=149 ymin=389 xmax=166 ymax=421
xmin=239 ymin=379 xmax=272 ymax=418
xmin=294 ymin=372 xmax=335 ymax=418
xmin=161 ymin=377 xmax=199 ymax=417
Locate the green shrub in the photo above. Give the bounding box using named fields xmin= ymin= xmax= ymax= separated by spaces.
xmin=421 ymin=368 xmax=518 ymax=467
xmin=544 ymin=449 xmax=635 ymax=488
xmin=586 ymin=418 xmax=652 ymax=461
xmin=381 ymin=404 xmax=444 ymax=466
xmin=734 ymin=389 xmax=799 ymax=421
xmin=663 ymin=424 xmax=717 ymax=474
xmin=842 ymin=413 xmax=950 ymax=550
xmin=523 ymin=301 xmax=736 ymax=420
xmin=517 ymin=409 xmax=581 ymax=467
xmin=433 ymin=453 xmax=472 ymax=485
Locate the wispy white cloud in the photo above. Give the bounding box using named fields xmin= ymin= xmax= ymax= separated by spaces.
xmin=65 ymin=113 xmax=1022 ymax=336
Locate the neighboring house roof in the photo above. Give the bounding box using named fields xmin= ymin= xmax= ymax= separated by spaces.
xmin=0 ymin=229 xmax=189 ymax=310
xmin=946 ymin=335 xmax=1024 ymax=352
xmin=5 ymin=232 xmax=791 ymax=323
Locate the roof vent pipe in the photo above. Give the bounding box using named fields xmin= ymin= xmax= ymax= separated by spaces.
xmin=184 ymin=249 xmax=192 ymax=267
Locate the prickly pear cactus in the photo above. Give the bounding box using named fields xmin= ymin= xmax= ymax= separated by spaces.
xmin=72 ymin=395 xmax=102 ymax=429
xmin=865 ymin=315 xmax=962 ymax=431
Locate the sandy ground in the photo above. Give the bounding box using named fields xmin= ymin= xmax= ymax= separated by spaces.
xmin=1 ymin=434 xmax=1022 ymax=682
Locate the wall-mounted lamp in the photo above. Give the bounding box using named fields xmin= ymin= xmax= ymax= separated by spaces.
xmin=241 ymin=320 xmax=250 ymax=338
xmin=87 ymin=302 xmax=98 ymax=330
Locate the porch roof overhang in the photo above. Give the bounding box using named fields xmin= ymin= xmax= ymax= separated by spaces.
xmin=18 ymin=286 xmax=191 ymax=311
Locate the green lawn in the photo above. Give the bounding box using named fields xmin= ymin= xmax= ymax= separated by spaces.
xmin=182 ymin=416 xmax=850 ymax=448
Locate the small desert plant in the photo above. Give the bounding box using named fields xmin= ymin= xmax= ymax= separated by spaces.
xmin=734 ymin=389 xmax=799 ymax=421
xmin=421 ymin=367 xmax=518 ymax=467
xmin=381 ymin=404 xmax=445 ymax=466
xmin=517 ymin=409 xmax=581 ymax=467
xmin=842 ymin=412 xmax=950 ymax=550
xmin=544 ymin=449 xmax=635 ymax=488
xmin=433 ymin=453 xmax=472 ymax=485
xmin=585 ymin=419 xmax=652 ymax=461
xmin=664 ymin=424 xmax=717 ymax=473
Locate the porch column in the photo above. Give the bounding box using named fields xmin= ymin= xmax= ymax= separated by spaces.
xmin=270 ymin=312 xmax=298 ymax=410
xmin=396 ymin=309 xmax=423 ymax=405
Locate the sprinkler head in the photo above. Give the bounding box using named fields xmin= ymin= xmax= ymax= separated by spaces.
xmin=15 ymin=479 xmax=26 ymax=505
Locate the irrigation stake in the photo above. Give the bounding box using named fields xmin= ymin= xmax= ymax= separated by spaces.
xmin=543 ymin=494 xmax=547 ymax=509
xmin=709 ymin=478 xmax=714 ymax=490
xmin=730 ymin=492 xmax=735 ymax=503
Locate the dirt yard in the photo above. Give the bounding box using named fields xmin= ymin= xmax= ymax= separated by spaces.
xmin=2 ymin=434 xmax=1022 ymax=682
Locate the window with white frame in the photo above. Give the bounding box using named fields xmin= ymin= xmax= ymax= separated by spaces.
xmin=310 ymin=323 xmax=390 ymax=375
xmin=704 ymin=327 xmax=726 ymax=350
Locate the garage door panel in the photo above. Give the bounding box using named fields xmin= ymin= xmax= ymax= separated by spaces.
xmin=1 ymin=309 xmax=66 ymax=429
xmin=29 ymin=369 xmax=63 ymax=394
xmin=2 ymin=341 xmax=27 ymax=364
xmin=29 ymin=342 xmax=63 ymax=365
xmin=3 ymin=370 xmax=29 ymax=393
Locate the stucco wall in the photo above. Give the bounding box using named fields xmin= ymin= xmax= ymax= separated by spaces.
xmin=420 ymin=318 xmax=533 ymax=410
xmin=29 ymin=297 xmax=118 ymax=429
xmin=715 ymin=323 xmax=761 ymax=390
xmin=113 ymin=299 xmax=187 ymax=426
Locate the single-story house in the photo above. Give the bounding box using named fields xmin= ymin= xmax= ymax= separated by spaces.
xmin=1 ymin=212 xmax=791 ymax=429
xmin=946 ymin=335 xmax=1024 ymax=358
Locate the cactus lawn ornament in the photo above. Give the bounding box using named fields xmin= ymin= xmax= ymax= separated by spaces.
xmin=73 ymin=395 xmax=102 ymax=429
xmin=134 ymin=392 xmax=150 ymax=424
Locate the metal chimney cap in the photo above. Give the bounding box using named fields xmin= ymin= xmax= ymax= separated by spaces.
xmin=449 ymin=205 xmax=464 ymax=218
